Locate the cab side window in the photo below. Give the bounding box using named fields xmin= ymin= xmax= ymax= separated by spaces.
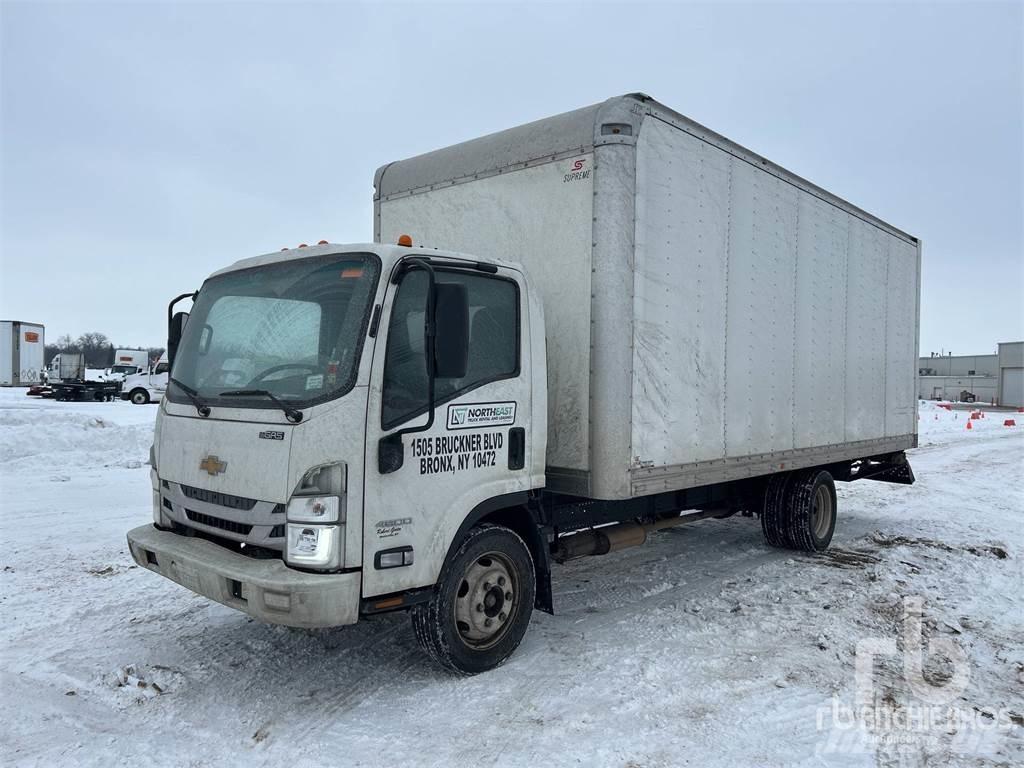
xmin=382 ymin=269 xmax=519 ymax=429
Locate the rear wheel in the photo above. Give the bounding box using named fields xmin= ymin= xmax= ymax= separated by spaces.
xmin=760 ymin=472 xmax=794 ymax=548
xmin=130 ymin=389 xmax=150 ymax=405
xmin=761 ymin=469 xmax=837 ymax=552
xmin=411 ymin=524 xmax=535 ymax=675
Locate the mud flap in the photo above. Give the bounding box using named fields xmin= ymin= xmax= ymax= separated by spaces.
xmin=860 ymin=452 xmax=916 ymax=485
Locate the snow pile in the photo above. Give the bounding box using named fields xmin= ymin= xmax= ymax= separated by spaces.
xmin=0 ymin=396 xmax=154 ymax=472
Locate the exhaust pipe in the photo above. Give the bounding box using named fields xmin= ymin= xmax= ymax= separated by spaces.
xmin=553 ymin=509 xmax=730 ymax=562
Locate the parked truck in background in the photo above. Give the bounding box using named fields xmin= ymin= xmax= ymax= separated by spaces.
xmin=121 ymin=353 xmax=170 ymax=404
xmin=0 ymin=320 xmax=45 ymax=386
xmin=46 ymin=352 xmax=84 ymax=382
xmin=56 ymin=352 xmax=86 ymax=382
xmin=47 ymin=351 xmax=122 ymax=402
xmin=128 ymin=94 xmax=921 ymax=674
xmin=102 ymin=348 xmax=150 ymax=383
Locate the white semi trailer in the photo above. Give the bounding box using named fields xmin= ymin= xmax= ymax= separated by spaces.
xmin=128 ymin=94 xmax=920 ymax=673
xmin=0 ymin=321 xmax=45 ymax=386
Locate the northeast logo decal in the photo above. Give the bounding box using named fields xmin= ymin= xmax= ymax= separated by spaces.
xmin=447 ymin=401 xmax=517 ymax=430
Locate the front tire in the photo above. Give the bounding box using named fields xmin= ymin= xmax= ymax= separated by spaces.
xmin=412 ymin=524 xmax=535 ymax=675
xmin=130 ymin=389 xmax=150 ymax=405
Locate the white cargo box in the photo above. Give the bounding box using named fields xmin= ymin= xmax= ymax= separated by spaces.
xmin=376 ymin=94 xmax=920 ymax=500
xmin=0 ymin=320 xmax=45 ymax=386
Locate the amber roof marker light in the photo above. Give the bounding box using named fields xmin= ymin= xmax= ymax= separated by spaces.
xmin=397 ymin=234 xmax=413 ymax=247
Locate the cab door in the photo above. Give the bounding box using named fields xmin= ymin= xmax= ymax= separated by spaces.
xmin=362 ymin=261 xmax=533 ymax=598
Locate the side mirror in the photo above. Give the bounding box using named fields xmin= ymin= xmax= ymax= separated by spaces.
xmin=433 ymin=283 xmax=469 ymax=379
xmin=168 ymin=311 xmax=189 ymax=367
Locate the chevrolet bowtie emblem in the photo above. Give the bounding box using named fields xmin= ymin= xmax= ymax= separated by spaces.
xmin=199 ymin=455 xmax=227 ymax=476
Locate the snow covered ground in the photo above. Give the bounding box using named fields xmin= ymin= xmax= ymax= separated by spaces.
xmin=1 ymin=391 xmax=1021 ymax=767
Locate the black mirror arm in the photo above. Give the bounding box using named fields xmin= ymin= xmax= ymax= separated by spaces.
xmin=167 ymin=291 xmax=197 ymax=368
xmin=379 ymin=258 xmax=437 ymax=474
xmin=167 ymin=291 xmax=197 ymax=329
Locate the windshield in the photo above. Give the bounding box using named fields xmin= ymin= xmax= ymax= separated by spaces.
xmin=168 ymin=252 xmax=380 ymax=409
xmin=110 ymin=365 xmax=138 ymax=374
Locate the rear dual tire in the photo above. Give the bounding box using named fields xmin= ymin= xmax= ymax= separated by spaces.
xmin=761 ymin=469 xmax=837 ymax=552
xmin=412 ymin=524 xmax=535 ymax=675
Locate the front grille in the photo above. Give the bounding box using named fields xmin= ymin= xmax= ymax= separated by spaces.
xmin=185 ymin=509 xmax=253 ymax=536
xmin=269 ymin=524 xmax=285 ymax=539
xmin=180 ymin=484 xmax=257 ymax=510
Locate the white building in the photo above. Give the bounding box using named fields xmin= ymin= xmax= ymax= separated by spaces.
xmin=918 ymin=342 xmax=1023 ymax=405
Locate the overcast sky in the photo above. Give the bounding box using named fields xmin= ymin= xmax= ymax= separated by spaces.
xmin=2 ymin=1 xmax=1021 ymax=356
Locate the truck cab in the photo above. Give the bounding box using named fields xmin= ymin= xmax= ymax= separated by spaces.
xmin=102 ymin=349 xmax=150 ymax=383
xmin=121 ymin=353 xmax=170 ymax=404
xmin=128 ymin=241 xmax=547 ymax=672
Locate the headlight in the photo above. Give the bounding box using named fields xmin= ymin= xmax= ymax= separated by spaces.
xmin=150 ymin=467 xmax=162 ymax=525
xmin=285 ymin=464 xmax=347 ymax=569
xmin=286 ymin=524 xmax=341 ymax=568
xmin=287 ymin=495 xmax=340 ymax=523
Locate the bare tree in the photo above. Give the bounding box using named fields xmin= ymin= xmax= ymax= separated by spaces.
xmin=76 ymin=332 xmax=112 ymax=367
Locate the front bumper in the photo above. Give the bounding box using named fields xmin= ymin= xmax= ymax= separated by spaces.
xmin=127 ymin=525 xmax=360 ymax=628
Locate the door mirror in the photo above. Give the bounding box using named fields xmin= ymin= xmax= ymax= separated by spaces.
xmin=433 ymin=283 xmax=469 ymax=379
xmin=168 ymin=311 xmax=189 ymax=367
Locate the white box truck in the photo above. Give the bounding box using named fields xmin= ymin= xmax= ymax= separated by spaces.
xmin=0 ymin=321 xmax=45 ymax=386
xmin=128 ymin=94 xmax=920 ymax=673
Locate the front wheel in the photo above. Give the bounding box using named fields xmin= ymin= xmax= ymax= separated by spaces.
xmin=130 ymin=389 xmax=150 ymax=405
xmin=411 ymin=524 xmax=535 ymax=675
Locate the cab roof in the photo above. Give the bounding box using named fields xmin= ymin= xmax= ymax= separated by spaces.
xmin=208 ymin=241 xmax=521 ymax=280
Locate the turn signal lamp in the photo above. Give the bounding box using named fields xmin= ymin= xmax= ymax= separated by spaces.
xmin=397 ymin=234 xmax=413 ymax=247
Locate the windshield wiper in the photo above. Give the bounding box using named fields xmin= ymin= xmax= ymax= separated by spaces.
xmin=220 ymin=389 xmax=304 ymax=423
xmin=169 ymin=377 xmax=211 ymax=417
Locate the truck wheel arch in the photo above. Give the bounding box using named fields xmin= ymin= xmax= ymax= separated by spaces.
xmin=443 ymin=492 xmax=554 ymax=615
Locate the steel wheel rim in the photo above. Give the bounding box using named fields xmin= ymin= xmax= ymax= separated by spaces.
xmin=812 ymin=484 xmax=832 ymax=539
xmin=453 ymin=550 xmax=518 ymax=650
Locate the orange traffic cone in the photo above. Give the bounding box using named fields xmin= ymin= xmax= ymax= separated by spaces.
xmin=966 ymin=419 xmax=972 ymax=430
xmin=1004 ymin=419 xmax=1016 ymax=427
